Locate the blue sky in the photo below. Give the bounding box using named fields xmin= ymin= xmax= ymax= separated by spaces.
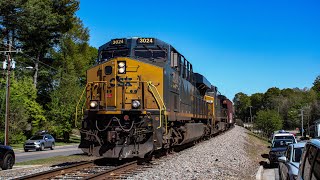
xmin=77 ymin=0 xmax=320 ymax=100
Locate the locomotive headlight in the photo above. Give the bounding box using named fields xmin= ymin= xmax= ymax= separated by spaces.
xmin=90 ymin=101 xmax=98 ymax=108
xmin=118 ymin=62 xmax=125 ymax=68
xmin=118 ymin=61 xmax=126 ymax=74
xmin=132 ymin=100 xmax=140 ymax=108
xmin=118 ymin=67 xmax=125 ymax=74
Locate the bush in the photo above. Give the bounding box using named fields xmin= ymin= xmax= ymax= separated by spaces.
xmin=255 ymin=109 xmax=283 ymax=136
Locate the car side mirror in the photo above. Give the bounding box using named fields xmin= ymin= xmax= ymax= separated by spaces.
xmin=278 ymin=156 xmax=287 ymax=163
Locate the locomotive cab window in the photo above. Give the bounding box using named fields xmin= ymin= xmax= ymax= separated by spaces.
xmin=134 ymin=46 xmax=167 ymax=61
xmin=100 ymin=48 xmax=130 ymax=61
xmin=170 ymin=50 xmax=180 ymax=72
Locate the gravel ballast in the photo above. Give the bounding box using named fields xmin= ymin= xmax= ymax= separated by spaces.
xmin=130 ymin=125 xmax=259 ymax=180
xmin=0 ymin=126 xmax=260 ymax=179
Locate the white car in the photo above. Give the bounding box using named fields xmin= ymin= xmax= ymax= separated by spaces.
xmin=278 ymin=142 xmax=306 ymax=180
xmin=271 ymin=133 xmax=297 ymax=144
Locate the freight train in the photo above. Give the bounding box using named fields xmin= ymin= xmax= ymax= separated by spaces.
xmin=78 ymin=37 xmax=234 ymax=159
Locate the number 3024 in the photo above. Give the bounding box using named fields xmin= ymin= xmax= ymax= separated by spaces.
xmin=138 ymin=38 xmax=153 ymax=44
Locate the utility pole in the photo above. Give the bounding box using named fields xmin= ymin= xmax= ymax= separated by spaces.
xmin=301 ymin=109 xmax=304 ymax=137
xmin=1 ymin=41 xmax=20 ymax=145
xmin=249 ymin=106 xmax=253 ymax=124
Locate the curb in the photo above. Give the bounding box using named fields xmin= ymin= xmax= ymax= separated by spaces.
xmin=256 ymin=165 xmax=263 ymax=180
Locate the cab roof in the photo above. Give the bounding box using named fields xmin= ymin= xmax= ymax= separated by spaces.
xmin=274 ymin=133 xmax=294 ymax=136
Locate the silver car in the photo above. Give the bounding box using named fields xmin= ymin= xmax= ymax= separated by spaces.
xmin=278 ymin=142 xmax=306 ymax=180
xmin=23 ymin=134 xmax=55 ymax=152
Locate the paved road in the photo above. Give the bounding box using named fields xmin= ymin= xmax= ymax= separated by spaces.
xmin=15 ymin=145 xmax=83 ymax=163
xmin=263 ymin=166 xmax=280 ymax=180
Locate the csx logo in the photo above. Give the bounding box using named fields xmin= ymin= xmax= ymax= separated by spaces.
xmin=109 ymin=76 xmax=132 ymax=87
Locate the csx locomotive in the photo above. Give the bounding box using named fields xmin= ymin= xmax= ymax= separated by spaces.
xmin=78 ymin=37 xmax=234 ymax=159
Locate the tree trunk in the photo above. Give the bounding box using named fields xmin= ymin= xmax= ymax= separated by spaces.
xmin=33 ymin=53 xmax=40 ymax=87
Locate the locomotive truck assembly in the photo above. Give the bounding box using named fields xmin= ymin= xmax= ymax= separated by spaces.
xmin=78 ymin=37 xmax=234 ymax=159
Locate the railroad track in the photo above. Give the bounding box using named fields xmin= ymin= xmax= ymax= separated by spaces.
xmin=13 ymin=127 xmax=234 ymax=180
xmin=13 ymin=160 xmax=139 ymax=180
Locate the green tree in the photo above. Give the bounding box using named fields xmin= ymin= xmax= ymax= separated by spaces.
xmin=233 ymin=92 xmax=251 ymax=121
xmin=0 ymin=76 xmax=46 ymax=143
xmin=47 ymin=18 xmax=97 ymax=141
xmin=17 ymin=0 xmax=79 ymax=87
xmin=263 ymin=87 xmax=281 ymax=110
xmin=312 ymin=75 xmax=320 ymax=99
xmin=255 ymin=109 xmax=283 ymax=136
xmin=250 ymin=93 xmax=264 ymax=116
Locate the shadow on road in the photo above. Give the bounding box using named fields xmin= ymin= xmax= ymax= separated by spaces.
xmin=260 ymin=154 xmax=278 ymax=169
xmin=261 ymin=154 xmax=269 ymax=158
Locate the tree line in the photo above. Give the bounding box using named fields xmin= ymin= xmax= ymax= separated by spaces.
xmin=0 ymin=0 xmax=97 ymax=143
xmin=233 ymin=76 xmax=320 ymax=136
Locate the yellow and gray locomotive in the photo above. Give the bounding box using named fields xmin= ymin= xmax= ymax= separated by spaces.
xmin=78 ymin=37 xmax=233 ymax=159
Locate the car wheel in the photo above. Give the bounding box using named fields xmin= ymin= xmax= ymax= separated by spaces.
xmin=24 ymin=149 xmax=28 ymax=152
xmin=1 ymin=153 xmax=14 ymax=170
xmin=40 ymin=144 xmax=44 ymax=151
xmin=50 ymin=143 xmax=55 ymax=150
xmin=286 ymin=174 xmax=290 ymax=180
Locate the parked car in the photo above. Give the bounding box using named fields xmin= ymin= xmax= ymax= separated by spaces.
xmin=270 ymin=133 xmax=297 ymax=144
xmin=269 ymin=139 xmax=294 ymax=165
xmin=278 ymin=142 xmax=306 ymax=180
xmin=298 ymin=139 xmax=320 ymax=180
xmin=24 ymin=134 xmax=55 ymax=152
xmin=0 ymin=143 xmax=15 ymax=170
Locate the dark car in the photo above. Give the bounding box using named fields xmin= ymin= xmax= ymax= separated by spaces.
xmin=269 ymin=139 xmax=294 ymax=165
xmin=0 ymin=143 xmax=15 ymax=170
xmin=278 ymin=142 xmax=306 ymax=180
xmin=23 ymin=134 xmax=55 ymax=152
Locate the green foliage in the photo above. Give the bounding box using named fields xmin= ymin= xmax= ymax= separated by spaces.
xmin=0 ymin=76 xmax=45 ymax=143
xmin=312 ymin=75 xmax=320 ymax=99
xmin=234 ymin=76 xmax=320 ymax=132
xmin=0 ymin=0 xmax=97 ymax=143
xmin=255 ymin=110 xmax=283 ymax=136
xmin=46 ymin=17 xmax=97 ymax=141
xmin=233 ymin=92 xmax=251 ymax=121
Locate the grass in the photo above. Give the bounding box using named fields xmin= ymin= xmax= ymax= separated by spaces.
xmin=15 ymin=154 xmax=96 ymax=166
xmin=245 ymin=130 xmax=270 ymax=167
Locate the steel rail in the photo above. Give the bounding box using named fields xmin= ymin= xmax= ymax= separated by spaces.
xmin=13 ymin=161 xmax=94 ymax=180
xmin=83 ymin=160 xmax=138 ymax=180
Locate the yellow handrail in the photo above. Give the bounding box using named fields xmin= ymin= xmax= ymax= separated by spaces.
xmin=75 ymin=81 xmax=109 ymax=127
xmin=147 ymin=81 xmax=167 ymax=134
xmin=75 ymin=83 xmax=89 ymax=127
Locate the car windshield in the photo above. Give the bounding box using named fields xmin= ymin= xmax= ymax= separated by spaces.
xmin=275 ymin=136 xmax=294 ymax=140
xmin=272 ymin=140 xmax=293 ymax=148
xmin=292 ymin=147 xmax=304 ymax=162
xmin=30 ymin=135 xmax=43 ymax=140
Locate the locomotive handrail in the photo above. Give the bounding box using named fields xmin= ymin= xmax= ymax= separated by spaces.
xmin=75 ymin=83 xmax=89 ymax=127
xmin=147 ymin=81 xmax=168 ymax=134
xmin=75 ymin=81 xmax=109 ymax=127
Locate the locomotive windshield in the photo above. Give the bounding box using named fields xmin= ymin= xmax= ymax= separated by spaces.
xmin=100 ymin=48 xmax=130 ymax=61
xmin=134 ymin=47 xmax=167 ymax=61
